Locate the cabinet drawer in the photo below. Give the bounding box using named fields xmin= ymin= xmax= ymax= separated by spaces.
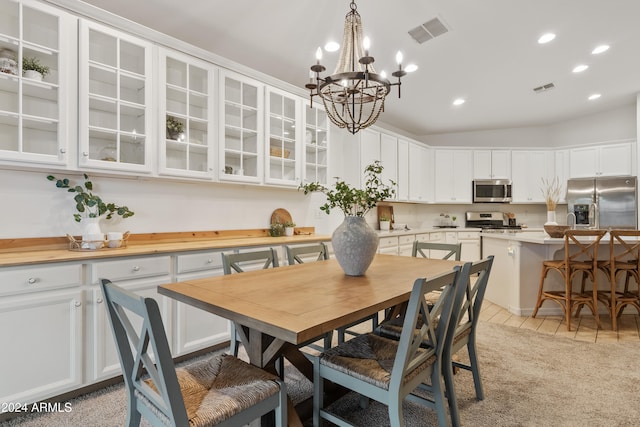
xmin=430 ymin=232 xmax=445 ymax=241
xmin=415 ymin=233 xmax=430 ymax=242
xmin=0 ymin=263 xmax=83 ymax=296
xmin=457 ymin=231 xmax=480 ymax=240
xmin=177 ymin=251 xmax=223 ymax=274
xmin=399 ymin=235 xmax=415 ymax=245
xmin=378 ymin=236 xmax=399 ymax=248
xmin=93 ymin=256 xmax=171 ymax=282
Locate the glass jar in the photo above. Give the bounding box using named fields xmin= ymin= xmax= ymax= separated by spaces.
xmin=0 ymin=48 xmax=18 ymax=76
xmin=99 ymin=145 xmax=117 ymax=162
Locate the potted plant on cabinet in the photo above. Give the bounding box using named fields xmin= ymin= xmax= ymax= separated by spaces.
xmin=379 ymin=216 xmax=391 ymax=231
xmin=300 ymin=161 xmax=396 ymax=276
xmin=22 ymin=56 xmax=49 ymax=81
xmin=283 ymin=221 xmax=296 ymax=236
xmin=541 ymin=177 xmax=561 ymax=225
xmin=47 ymin=174 xmax=135 ymax=249
xmin=166 ymin=115 xmax=184 ymax=140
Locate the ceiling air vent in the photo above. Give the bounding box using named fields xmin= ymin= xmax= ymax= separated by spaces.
xmin=408 ymin=17 xmax=449 ymax=44
xmin=533 ymin=83 xmax=555 ymax=93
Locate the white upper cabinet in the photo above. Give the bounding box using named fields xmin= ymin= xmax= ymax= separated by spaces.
xmin=569 ymin=142 xmax=634 ymax=178
xmin=158 ymin=48 xmax=215 ymax=179
xmin=554 ymin=149 xmax=569 ymax=203
xmin=408 ymin=142 xmax=433 ymax=203
xmin=473 ymin=149 xmax=511 ymax=179
xmin=357 ymin=129 xmax=398 ymax=198
xmin=0 ymin=0 xmax=75 ymax=167
xmin=511 ymin=150 xmax=553 ymax=203
xmin=396 ymin=139 xmax=410 ymax=201
xmin=302 ymin=101 xmax=329 ymax=185
xmin=219 ymin=70 xmax=263 ymax=183
xmin=434 ymin=149 xmax=472 ymax=203
xmin=78 ymin=20 xmax=153 ymax=172
xmin=265 ymin=87 xmax=300 ymax=186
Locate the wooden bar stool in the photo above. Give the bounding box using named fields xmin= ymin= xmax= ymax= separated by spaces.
xmin=598 ymin=230 xmax=640 ymax=330
xmin=532 ymin=229 xmax=607 ymax=331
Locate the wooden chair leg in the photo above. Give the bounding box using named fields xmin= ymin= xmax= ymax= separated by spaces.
xmin=532 ymin=266 xmax=549 ymax=318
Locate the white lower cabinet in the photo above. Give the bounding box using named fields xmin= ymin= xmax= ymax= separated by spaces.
xmin=378 ymin=236 xmax=399 ymax=255
xmin=398 ymin=235 xmax=415 ymax=257
xmin=0 ymin=262 xmax=84 ymax=404
xmin=88 ymin=256 xmax=172 ymax=382
xmin=173 ymin=251 xmax=229 ymax=356
xmin=457 ymin=231 xmax=481 ymax=262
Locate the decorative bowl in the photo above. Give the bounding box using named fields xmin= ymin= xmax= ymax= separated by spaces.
xmin=544 ymin=224 xmax=570 ymax=238
xmin=392 ymin=223 xmax=407 ymax=230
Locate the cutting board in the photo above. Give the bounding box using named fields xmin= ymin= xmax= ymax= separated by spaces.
xmin=270 ymin=208 xmax=292 ymax=225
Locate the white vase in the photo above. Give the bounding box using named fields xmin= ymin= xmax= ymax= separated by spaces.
xmin=545 ymin=211 xmax=557 ymax=225
xmin=379 ymin=221 xmax=390 ymax=231
xmin=332 ymin=216 xmax=379 ymax=276
xmin=81 ymin=217 xmax=104 ymax=249
xmin=23 ymin=69 xmax=43 ymax=81
xmin=284 ymin=226 xmax=294 ymax=237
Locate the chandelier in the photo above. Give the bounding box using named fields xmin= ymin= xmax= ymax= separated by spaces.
xmin=305 ymin=1 xmax=411 ymax=134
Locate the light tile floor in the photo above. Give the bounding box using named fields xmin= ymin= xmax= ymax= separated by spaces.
xmin=479 ymin=300 xmax=640 ymax=343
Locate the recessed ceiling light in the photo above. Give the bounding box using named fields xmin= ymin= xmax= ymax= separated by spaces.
xmin=588 ymin=93 xmax=601 ymax=100
xmin=405 ymin=64 xmax=418 ymax=73
xmin=453 ymin=98 xmax=465 ymax=106
xmin=324 ymin=41 xmax=340 ymax=52
xmin=572 ymin=64 xmax=589 ymax=73
xmin=538 ymin=33 xmax=556 ymax=44
xmin=592 ymin=44 xmax=610 ymax=55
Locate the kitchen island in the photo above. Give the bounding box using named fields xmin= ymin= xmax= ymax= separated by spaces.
xmin=481 ymin=231 xmax=573 ymax=316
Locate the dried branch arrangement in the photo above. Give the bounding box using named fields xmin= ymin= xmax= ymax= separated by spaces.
xmin=540 ymin=177 xmax=562 ymax=211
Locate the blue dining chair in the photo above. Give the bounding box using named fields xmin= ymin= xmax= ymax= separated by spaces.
xmin=100 ymin=279 xmax=287 ymax=427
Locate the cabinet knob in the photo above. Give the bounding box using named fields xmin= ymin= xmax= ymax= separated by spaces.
xmin=206 ymin=258 xmax=213 ymax=264
xmin=74 ymin=301 xmax=82 ymax=307
xmin=27 ymin=277 xmax=38 ymax=284
xmin=59 ymin=148 xmax=67 ymax=154
xmin=82 ymin=152 xmax=89 ymax=157
xmin=132 ymin=266 xmax=140 ymax=272
xmin=96 ymin=297 xmax=103 ymax=304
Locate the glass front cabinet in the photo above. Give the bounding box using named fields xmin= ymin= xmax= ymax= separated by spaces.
xmin=219 ymin=70 xmax=263 ymax=183
xmin=78 ymin=20 xmax=153 ymax=173
xmin=302 ymin=101 xmax=329 ymax=185
xmin=159 ymin=48 xmax=214 ymax=179
xmin=265 ymin=87 xmax=300 ymax=186
xmin=0 ymin=0 xmax=74 ymax=166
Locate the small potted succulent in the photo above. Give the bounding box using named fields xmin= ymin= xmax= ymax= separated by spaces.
xmin=166 ymin=115 xmax=184 ymax=140
xmin=269 ymin=222 xmax=284 ymax=237
xmin=283 ymin=221 xmax=296 ymax=236
xmin=379 ymin=215 xmax=391 ymax=231
xmin=22 ymin=56 xmax=50 ymax=81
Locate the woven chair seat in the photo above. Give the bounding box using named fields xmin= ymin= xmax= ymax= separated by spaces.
xmin=142 ymin=354 xmax=281 ymax=426
xmin=378 ymin=316 xmax=472 ymax=347
xmin=320 ymin=333 xmax=435 ymax=390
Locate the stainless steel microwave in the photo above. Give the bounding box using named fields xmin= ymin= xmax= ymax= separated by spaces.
xmin=473 ymin=179 xmax=512 ymax=203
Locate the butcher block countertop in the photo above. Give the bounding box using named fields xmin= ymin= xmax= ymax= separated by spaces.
xmin=0 ymin=228 xmax=330 ymax=267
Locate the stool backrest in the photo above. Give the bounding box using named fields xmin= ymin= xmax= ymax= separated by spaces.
xmin=564 ymin=229 xmax=607 ymax=266
xmin=610 ymin=229 xmax=640 ymax=269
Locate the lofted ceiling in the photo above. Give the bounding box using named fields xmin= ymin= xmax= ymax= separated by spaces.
xmin=76 ymin=0 xmax=640 ymax=137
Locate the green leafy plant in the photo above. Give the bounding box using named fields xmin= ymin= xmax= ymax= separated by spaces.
xmin=22 ymin=56 xmax=49 ymax=77
xmin=379 ymin=216 xmax=390 ymax=222
xmin=47 ymin=174 xmax=135 ymax=222
xmin=299 ymin=161 xmax=396 ymax=217
xmin=283 ymin=221 xmax=296 ymax=228
xmin=166 ymin=115 xmax=184 ymax=137
xmin=269 ymin=222 xmax=284 ymax=237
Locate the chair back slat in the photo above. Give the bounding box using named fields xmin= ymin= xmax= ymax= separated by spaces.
xmin=285 ymin=243 xmax=329 ymax=265
xmin=564 ymin=229 xmax=607 ymax=266
xmin=610 ymin=230 xmax=640 ymax=270
xmin=100 ymin=279 xmax=189 ymax=426
xmin=390 ymin=262 xmax=471 ymax=391
xmin=222 ymin=248 xmax=279 ymax=274
xmin=412 ymin=241 xmax=462 ymax=261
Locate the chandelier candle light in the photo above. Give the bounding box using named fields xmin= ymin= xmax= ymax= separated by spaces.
xmin=305 ymin=1 xmax=414 ymax=134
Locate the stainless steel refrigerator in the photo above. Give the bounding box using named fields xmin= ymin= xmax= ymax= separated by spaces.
xmin=567 ymin=176 xmax=638 ymax=229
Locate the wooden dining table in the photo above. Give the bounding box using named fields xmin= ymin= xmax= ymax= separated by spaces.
xmin=158 ymin=253 xmax=461 ymax=426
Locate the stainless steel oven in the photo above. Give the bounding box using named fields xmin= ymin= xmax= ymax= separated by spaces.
xmin=473 ymin=179 xmax=512 ymax=203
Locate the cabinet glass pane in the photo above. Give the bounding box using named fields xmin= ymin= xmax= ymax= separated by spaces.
xmin=89 ymin=129 xmax=116 ymax=160
xmin=89 ymin=65 xmax=116 ymax=98
xmin=270 ymin=93 xmax=282 ymax=115
xmin=283 ymin=97 xmax=295 ymax=120
xmin=0 ymin=0 xmax=19 ymax=39
xmin=270 ymin=116 xmax=283 ymax=138
xmin=242 ymin=83 xmax=257 ymax=108
xmin=189 ymin=93 xmax=206 ymax=120
xmin=0 ymin=116 xmax=19 ymax=151
xmin=89 ymin=29 xmax=116 ymax=66
xmin=225 ymin=78 xmax=240 ymax=104
xmin=120 ymin=74 xmax=145 ymax=105
xmin=23 ymin=119 xmax=57 ymax=155
xmin=189 ymin=66 xmax=207 ymax=94
xmin=22 ymin=47 xmax=57 ymax=84
xmin=0 ymin=78 xmax=18 ymax=113
xmin=166 ymin=57 xmax=186 ymax=87
xmin=89 ymin=97 xmax=116 ymax=129
xmin=23 ymin=6 xmax=58 ymax=50
xmin=189 ymin=121 xmax=206 ymax=145
xmin=121 ymin=134 xmax=144 ymax=165
xmin=225 ymin=104 xmax=240 ymax=128
xmin=120 ymin=40 xmax=144 ymax=75
xmin=242 ymin=108 xmax=257 ymax=131
xmin=22 ymin=83 xmax=57 ymax=119
xmin=120 ymin=104 xmax=144 ymax=134
xmin=189 ymin=145 xmax=207 ymax=172
xmin=166 ymin=87 xmax=186 ymax=115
